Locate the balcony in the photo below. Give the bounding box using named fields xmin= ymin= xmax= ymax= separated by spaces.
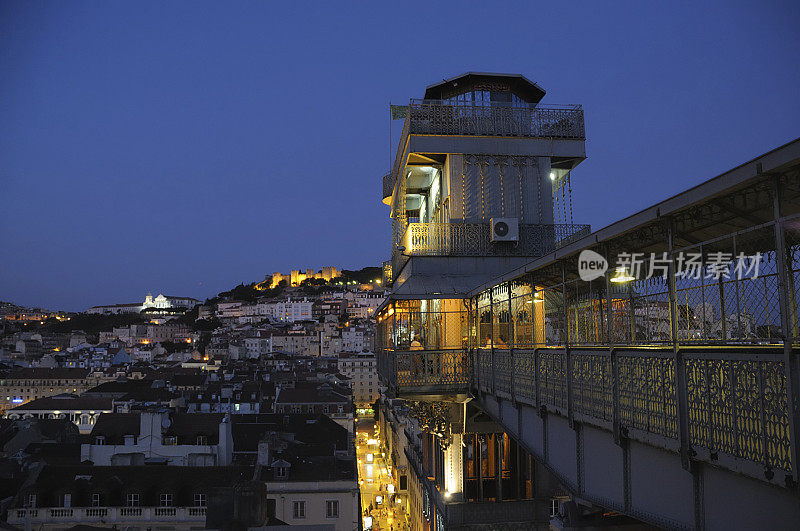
xmin=8 ymin=506 xmax=207 ymax=525
xmin=400 ymin=222 xmax=589 ymax=258
xmin=379 ymin=349 xmax=471 ymax=399
xmin=392 ymin=222 xmax=590 ymax=274
xmin=407 ymin=99 xmax=584 ymax=139
xmin=383 ymin=100 xmax=585 ymax=201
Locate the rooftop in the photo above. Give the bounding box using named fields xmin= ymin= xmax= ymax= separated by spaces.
xmin=9 ymin=394 xmax=113 ymax=412
xmin=423 ymin=72 xmax=546 ymax=103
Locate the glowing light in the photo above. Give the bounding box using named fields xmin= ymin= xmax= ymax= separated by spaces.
xmin=610 ymin=266 xmax=635 ymax=283
xmin=366 ymin=453 xmax=374 ymax=462
xmin=444 ymin=491 xmax=452 ymax=499
xmin=549 ymin=172 xmax=556 ymax=180
xmin=528 ymin=292 xmax=544 ymax=304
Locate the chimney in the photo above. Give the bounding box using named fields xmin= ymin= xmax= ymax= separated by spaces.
xmin=218 ymin=415 xmax=233 ymax=466
xmin=139 ymin=411 xmax=163 ymax=443
xmin=256 ymin=438 xmax=271 ymax=467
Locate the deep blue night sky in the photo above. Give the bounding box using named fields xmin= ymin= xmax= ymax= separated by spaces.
xmin=1 ymin=1 xmax=798 ymax=311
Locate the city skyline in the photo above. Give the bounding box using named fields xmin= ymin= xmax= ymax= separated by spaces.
xmin=2 ymin=1 xmax=799 ymax=311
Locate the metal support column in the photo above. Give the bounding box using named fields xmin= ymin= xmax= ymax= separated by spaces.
xmin=508 ymin=281 xmax=515 ymax=402
xmin=606 ymin=246 xmax=622 ymax=445
xmin=489 ymin=289 xmax=496 ymax=396
xmin=477 ymin=434 xmax=484 ymax=501
xmin=772 ymin=175 xmax=800 ymax=484
xmin=667 ymin=218 xmax=692 ymax=469
xmin=496 ymin=433 xmax=503 ymax=501
xmin=718 ymin=277 xmax=727 ymax=341
xmin=562 ymin=260 xmax=574 ymax=427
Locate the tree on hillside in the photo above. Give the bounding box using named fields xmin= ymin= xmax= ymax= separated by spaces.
xmin=48 ymin=313 xmax=147 ymax=335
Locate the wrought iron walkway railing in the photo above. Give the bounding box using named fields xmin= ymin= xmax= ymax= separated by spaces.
xmin=473 ymin=345 xmax=792 ymax=484
xmin=378 ymin=343 xmax=792 ymax=485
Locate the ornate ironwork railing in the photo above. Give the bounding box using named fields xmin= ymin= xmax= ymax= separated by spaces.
xmin=384 ymin=100 xmax=585 ymax=204
xmin=380 ymin=349 xmax=471 ymax=393
xmin=399 ymin=222 xmax=590 ymax=258
xmin=471 ymin=346 xmax=792 ymax=483
xmin=380 ymin=346 xmax=792 ymax=484
xmin=407 ymin=99 xmax=585 ymax=139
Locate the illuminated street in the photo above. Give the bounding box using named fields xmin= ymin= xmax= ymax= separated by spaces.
xmin=356 ymin=420 xmax=409 ymax=530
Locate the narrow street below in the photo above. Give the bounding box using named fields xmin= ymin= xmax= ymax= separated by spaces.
xmin=356 ymin=418 xmax=409 ymax=530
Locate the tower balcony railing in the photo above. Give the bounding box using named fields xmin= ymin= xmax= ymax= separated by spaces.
xmin=383 ymin=100 xmax=585 ymax=201
xmin=407 ymin=99 xmax=585 ymax=139
xmin=397 ymin=222 xmax=590 ymax=259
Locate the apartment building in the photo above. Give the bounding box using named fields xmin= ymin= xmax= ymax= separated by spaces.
xmin=0 ymin=368 xmax=103 ymax=409
xmin=256 ymin=297 xmax=314 ymax=322
xmin=337 ymin=351 xmax=378 ymax=411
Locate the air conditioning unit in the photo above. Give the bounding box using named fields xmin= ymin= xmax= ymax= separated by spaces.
xmin=490 ymin=217 xmax=519 ymax=242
